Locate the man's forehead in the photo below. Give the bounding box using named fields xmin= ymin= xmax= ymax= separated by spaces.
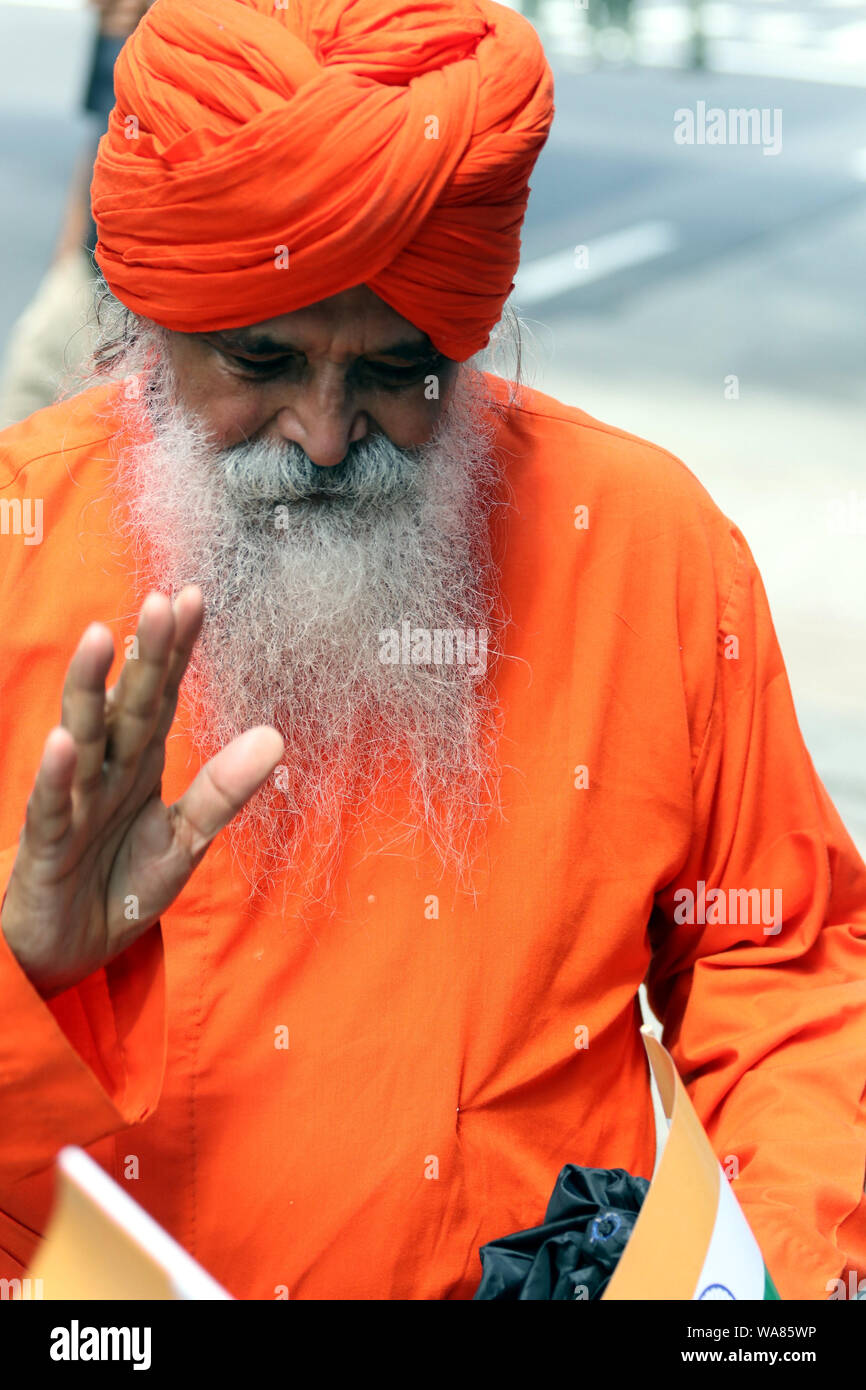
xmin=194 ymin=285 xmax=435 ymax=360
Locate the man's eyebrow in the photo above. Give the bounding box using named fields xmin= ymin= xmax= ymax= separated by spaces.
xmin=206 ymin=330 xmax=437 ymax=360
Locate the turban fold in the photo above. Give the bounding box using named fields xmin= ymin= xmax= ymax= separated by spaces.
xmin=90 ymin=0 xmax=554 ymax=360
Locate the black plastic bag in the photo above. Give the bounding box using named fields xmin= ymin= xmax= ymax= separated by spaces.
xmin=473 ymin=1165 xmax=650 ymax=1300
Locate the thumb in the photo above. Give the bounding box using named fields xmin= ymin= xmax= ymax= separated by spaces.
xmin=170 ymin=727 xmax=285 ymax=859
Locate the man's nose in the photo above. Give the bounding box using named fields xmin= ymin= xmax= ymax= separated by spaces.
xmin=272 ymin=376 xmax=369 ymax=469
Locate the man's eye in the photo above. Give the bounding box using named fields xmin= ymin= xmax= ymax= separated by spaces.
xmin=228 ymin=354 xmax=298 ymax=378
xmin=363 ymin=355 xmax=444 ymax=390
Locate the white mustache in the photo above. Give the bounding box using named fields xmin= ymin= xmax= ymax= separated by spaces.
xmin=219 ymin=432 xmax=426 ymax=508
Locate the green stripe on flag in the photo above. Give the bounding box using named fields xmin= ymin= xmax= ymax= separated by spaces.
xmin=763 ymin=1266 xmax=781 ymax=1300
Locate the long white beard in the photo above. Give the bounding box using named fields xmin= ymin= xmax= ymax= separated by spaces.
xmin=107 ymin=323 xmax=508 ymax=905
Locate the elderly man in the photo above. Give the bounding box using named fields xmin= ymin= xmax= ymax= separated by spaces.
xmin=1 ymin=0 xmax=865 ymax=1302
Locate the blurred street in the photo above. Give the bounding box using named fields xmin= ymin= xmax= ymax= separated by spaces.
xmin=536 ymin=0 xmax=866 ymax=85
xmin=1 ymin=0 xmax=865 ymax=849
xmin=507 ymin=42 xmax=866 ymax=851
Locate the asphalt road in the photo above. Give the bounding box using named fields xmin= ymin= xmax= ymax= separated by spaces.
xmin=1 ymin=0 xmax=864 ymax=848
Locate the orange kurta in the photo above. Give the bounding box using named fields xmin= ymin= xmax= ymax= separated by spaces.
xmin=1 ymin=376 xmax=866 ymax=1300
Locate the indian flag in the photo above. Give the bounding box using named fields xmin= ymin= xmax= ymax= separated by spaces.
xmin=603 ymin=1031 xmax=780 ymax=1300
xmin=692 ymin=1162 xmax=780 ymax=1300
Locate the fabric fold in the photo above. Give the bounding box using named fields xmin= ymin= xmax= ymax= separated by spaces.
xmin=91 ymin=0 xmax=554 ymax=357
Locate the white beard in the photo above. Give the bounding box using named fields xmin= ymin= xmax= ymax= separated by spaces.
xmin=105 ymin=320 xmax=508 ymax=907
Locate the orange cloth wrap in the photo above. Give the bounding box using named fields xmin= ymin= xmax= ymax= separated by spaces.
xmin=90 ymin=0 xmax=554 ymax=359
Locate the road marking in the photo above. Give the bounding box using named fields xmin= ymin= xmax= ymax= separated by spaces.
xmin=513 ymin=220 xmax=679 ymax=307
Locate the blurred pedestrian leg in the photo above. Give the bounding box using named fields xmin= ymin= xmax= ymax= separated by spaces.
xmin=0 ymin=247 xmax=98 ymax=430
xmin=0 ymin=1 xmax=152 ymax=427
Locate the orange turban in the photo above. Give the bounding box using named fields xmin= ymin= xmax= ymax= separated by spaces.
xmin=90 ymin=0 xmax=554 ymax=360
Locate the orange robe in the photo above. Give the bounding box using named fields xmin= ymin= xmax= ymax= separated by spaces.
xmin=1 ymin=377 xmax=866 ymax=1300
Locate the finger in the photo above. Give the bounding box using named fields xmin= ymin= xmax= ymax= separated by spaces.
xmin=22 ymin=727 xmax=79 ymax=859
xmin=152 ymin=586 xmax=205 ymax=745
xmin=169 ymin=727 xmax=285 ymax=860
xmin=59 ymin=623 xmax=117 ymax=793
xmin=104 ymin=592 xmax=179 ymax=770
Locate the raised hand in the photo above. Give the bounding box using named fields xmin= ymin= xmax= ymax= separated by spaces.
xmin=0 ymin=586 xmax=284 ymax=998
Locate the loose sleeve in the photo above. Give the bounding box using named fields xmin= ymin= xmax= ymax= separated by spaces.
xmin=647 ymin=520 xmax=866 ymax=1301
xmin=0 ymin=842 xmax=167 ymax=1190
